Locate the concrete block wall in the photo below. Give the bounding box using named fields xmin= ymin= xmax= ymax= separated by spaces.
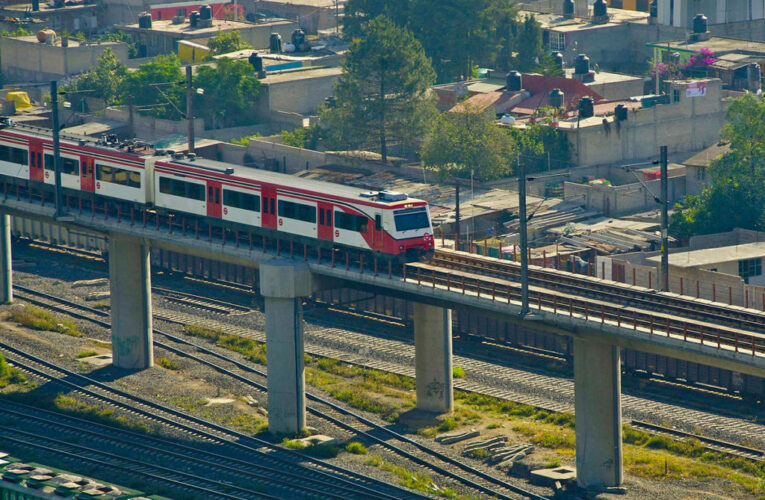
xmin=104 ymin=107 xmax=204 ymax=140
xmin=563 ymin=176 xmax=686 ymax=216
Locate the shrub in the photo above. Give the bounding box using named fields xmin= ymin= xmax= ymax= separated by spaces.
xmin=345 ymin=441 xmax=368 ymax=455
xmin=156 ymin=357 xmax=180 ymax=370
xmin=452 ymin=366 xmax=466 ymax=378
xmin=76 ymin=350 xmax=98 ymax=359
xmin=9 ymin=305 xmax=83 ymax=336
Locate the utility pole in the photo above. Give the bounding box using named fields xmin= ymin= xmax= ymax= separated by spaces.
xmin=379 ymin=58 xmax=387 ymax=164
xmin=186 ymin=65 xmax=195 ymax=154
xmin=50 ymin=80 xmax=64 ymax=218
xmin=518 ymin=153 xmax=529 ymax=316
xmin=454 ymin=184 xmax=460 ymax=251
xmin=128 ymin=95 xmax=134 ymax=138
xmin=660 ymin=145 xmax=669 ymax=292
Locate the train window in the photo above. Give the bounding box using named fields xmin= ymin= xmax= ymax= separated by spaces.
xmin=159 ymin=176 xmax=205 ymax=201
xmin=262 ymin=197 xmax=269 ymax=214
xmin=208 ymin=186 xmax=213 ymax=202
xmin=96 ymin=163 xmax=140 ymax=188
xmin=375 ymin=214 xmax=382 ymax=230
xmin=335 ymin=211 xmax=368 ymax=233
xmin=223 ymin=189 xmax=260 ymax=212
xmin=0 ymin=145 xmax=28 ymax=165
xmin=326 ymin=209 xmax=332 ymax=226
xmin=393 ymin=207 xmax=430 ymax=232
xmin=270 ymin=198 xmax=275 ymax=215
xmin=278 ymin=199 xmax=316 ymax=223
xmin=44 ymin=154 xmax=79 ymax=175
xmin=319 ymin=208 xmax=324 ymax=225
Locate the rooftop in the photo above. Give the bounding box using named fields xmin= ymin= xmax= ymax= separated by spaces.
xmin=682 ymin=141 xmax=731 ymax=168
xmin=2 ymin=1 xmax=97 ymax=12
xmin=647 ymin=241 xmax=765 ymax=268
xmin=259 ymin=66 xmax=342 ymax=84
xmin=646 ymin=36 xmax=765 ymax=56
xmin=523 ymin=8 xmax=649 ymax=32
xmin=564 ymin=68 xmax=642 ymax=85
xmin=118 ymin=18 xmax=293 ymax=36
xmin=6 ymin=35 xmax=123 ymax=48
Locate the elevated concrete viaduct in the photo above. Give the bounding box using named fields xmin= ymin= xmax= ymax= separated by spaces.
xmin=1 ymin=195 xmax=763 ymax=491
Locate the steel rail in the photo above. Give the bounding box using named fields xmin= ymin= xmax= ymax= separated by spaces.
xmin=12 ymin=284 xmax=543 ymax=500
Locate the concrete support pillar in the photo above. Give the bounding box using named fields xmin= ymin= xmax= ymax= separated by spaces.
xmin=0 ymin=214 xmax=11 ymax=304
xmin=414 ymin=303 xmax=453 ymax=413
xmin=260 ymin=260 xmax=312 ymax=435
xmin=109 ymin=235 xmax=153 ymax=369
xmin=574 ymin=337 xmax=623 ymax=489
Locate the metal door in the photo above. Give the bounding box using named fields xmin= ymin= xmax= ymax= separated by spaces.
xmin=28 ymin=139 xmax=44 ymax=182
xmin=206 ymin=180 xmax=222 ymax=218
xmin=317 ymin=202 xmax=333 ymax=241
xmin=80 ymin=157 xmax=95 ymax=192
xmin=372 ymin=212 xmax=384 ymax=250
xmin=261 ymin=185 xmax=277 ymax=229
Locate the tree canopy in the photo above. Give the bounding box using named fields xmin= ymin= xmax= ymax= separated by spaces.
xmin=420 ymin=107 xmax=514 ymax=181
xmin=670 ymin=94 xmax=765 ymax=240
xmin=194 ymin=58 xmax=261 ymax=128
xmin=207 ymin=30 xmax=251 ymax=55
xmin=343 ymin=0 xmax=543 ymax=81
xmin=320 ymin=15 xmax=437 ymax=162
xmin=63 ymin=47 xmax=128 ymax=105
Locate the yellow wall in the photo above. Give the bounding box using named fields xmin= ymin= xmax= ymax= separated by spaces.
xmin=178 ymin=43 xmax=210 ymax=64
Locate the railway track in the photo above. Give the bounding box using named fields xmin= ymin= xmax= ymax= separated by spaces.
xmin=152 ymin=285 xmax=251 ymax=315
xmin=628 ymin=420 xmax=765 ymax=462
xmin=10 ymin=285 xmax=548 ymax=500
xmin=405 ymin=260 xmax=765 ymax=359
xmin=432 ymin=249 xmax=765 ymax=334
xmin=0 ymin=337 xmax=425 ymax=500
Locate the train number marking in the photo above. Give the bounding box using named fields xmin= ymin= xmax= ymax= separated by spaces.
xmin=278 ymin=218 xmax=283 ymax=226
xmin=335 ymin=230 xmax=339 ymax=237
xmin=223 ymin=207 xmax=228 ymax=215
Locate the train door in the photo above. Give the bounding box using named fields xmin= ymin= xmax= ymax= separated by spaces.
xmin=261 ymin=185 xmax=277 ymax=229
xmin=28 ymin=139 xmax=44 ymax=182
xmin=206 ymin=180 xmax=222 ymax=218
xmin=371 ymin=211 xmax=384 ymax=251
xmin=80 ymin=157 xmax=95 ymax=192
xmin=317 ymin=202 xmax=333 ymax=242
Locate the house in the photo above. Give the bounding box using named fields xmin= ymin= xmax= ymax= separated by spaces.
xmin=0 ymin=1 xmax=100 ymax=34
xmin=117 ymin=15 xmax=297 ymax=57
xmin=681 ymin=141 xmax=729 ymax=195
xmin=0 ymin=35 xmax=129 ymax=83
xmin=239 ymin=0 xmax=342 ymax=34
xmin=647 ymin=241 xmax=765 ymax=286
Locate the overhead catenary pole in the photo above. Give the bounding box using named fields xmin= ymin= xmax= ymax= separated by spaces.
xmin=518 ymin=153 xmax=529 ymax=316
xmin=186 ymin=65 xmax=195 ymax=154
xmin=454 ymin=184 xmax=460 ymax=251
xmin=50 ymin=80 xmax=64 ymax=218
xmin=660 ymin=145 xmax=669 ymax=292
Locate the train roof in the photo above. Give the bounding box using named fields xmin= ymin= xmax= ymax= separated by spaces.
xmin=160 ymin=155 xmax=426 ymax=208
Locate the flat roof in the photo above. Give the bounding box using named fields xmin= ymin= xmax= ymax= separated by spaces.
xmin=259 ymin=66 xmax=341 ymax=84
xmin=2 ymin=2 xmax=97 ymax=12
xmin=565 ymin=68 xmax=642 ymax=84
xmin=6 ymin=36 xmax=123 ymax=48
xmin=647 ymin=241 xmax=765 ymax=268
xmin=647 ymin=37 xmax=765 ymax=55
xmin=524 ymin=8 xmax=648 ymax=32
xmin=118 ymin=18 xmax=293 ymax=36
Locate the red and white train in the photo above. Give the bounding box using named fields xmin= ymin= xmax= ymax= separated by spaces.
xmin=0 ymin=123 xmax=434 ymax=260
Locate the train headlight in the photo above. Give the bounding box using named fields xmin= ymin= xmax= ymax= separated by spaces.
xmin=399 ymin=245 xmax=404 ymax=251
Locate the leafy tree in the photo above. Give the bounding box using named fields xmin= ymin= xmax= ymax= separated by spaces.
xmin=281 ymin=125 xmax=321 ymax=149
xmin=193 ymin=58 xmax=261 ymax=128
xmin=670 ymin=93 xmax=765 ymax=240
xmin=321 ymin=15 xmax=436 ymax=162
xmin=509 ymin=123 xmax=570 ymax=173
xmin=207 ymin=30 xmax=251 ymax=55
xmin=420 ymin=107 xmax=514 ymax=181
xmin=97 ymin=30 xmax=138 ymax=58
xmin=62 ymin=48 xmax=128 ymax=105
xmin=121 ymin=53 xmax=185 ymax=119
xmin=344 ymin=0 xmax=518 ymax=81
xmin=514 ymin=14 xmax=544 ymax=72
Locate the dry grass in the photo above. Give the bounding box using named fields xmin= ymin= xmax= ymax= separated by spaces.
xmin=9 ymin=305 xmax=84 ymax=337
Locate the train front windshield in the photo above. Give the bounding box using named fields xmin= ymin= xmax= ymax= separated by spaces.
xmin=394 ymin=207 xmax=430 ymax=232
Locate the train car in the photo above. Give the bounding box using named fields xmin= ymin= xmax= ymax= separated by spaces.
xmin=152 ymin=156 xmax=435 ymax=260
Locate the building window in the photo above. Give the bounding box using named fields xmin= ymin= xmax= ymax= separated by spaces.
xmin=696 ymin=166 xmax=706 ymax=180
xmin=672 ymin=88 xmax=681 ymax=102
xmin=549 ymin=32 xmax=566 ymax=53
xmin=738 ymin=258 xmax=762 ymax=283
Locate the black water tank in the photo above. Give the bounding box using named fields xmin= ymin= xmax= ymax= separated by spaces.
xmin=291 ymin=29 xmax=306 ymax=49
xmin=189 ymin=11 xmax=199 ymax=28
xmin=550 ymin=88 xmax=564 ymax=109
xmin=579 ymin=96 xmax=594 ymax=118
xmin=615 ymin=104 xmax=628 ymax=121
xmin=270 ymin=32 xmax=282 ymax=53
xmin=249 ymin=52 xmax=263 ymax=72
xmin=138 ymin=12 xmax=152 ymax=29
xmin=574 ymin=54 xmax=590 ymax=74
xmin=693 ymin=13 xmax=708 ymax=34
xmin=553 ymin=52 xmax=564 ymax=69
xmin=506 ymin=71 xmax=522 ymax=91
xmin=562 ymin=0 xmax=574 ymax=17
xmin=593 ymin=0 xmax=607 ymax=17
xmin=649 ymin=0 xmax=658 ymax=18
xmin=200 ymin=4 xmax=213 ymax=20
